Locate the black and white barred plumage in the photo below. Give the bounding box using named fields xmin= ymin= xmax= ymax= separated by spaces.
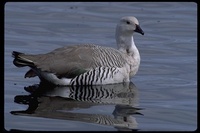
xmin=70 ymin=67 xmax=122 ymax=85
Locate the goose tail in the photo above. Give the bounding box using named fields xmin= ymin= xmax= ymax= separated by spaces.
xmin=12 ymin=51 xmax=34 ymax=67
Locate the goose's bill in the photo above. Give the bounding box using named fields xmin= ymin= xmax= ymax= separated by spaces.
xmin=134 ymin=25 xmax=144 ymax=35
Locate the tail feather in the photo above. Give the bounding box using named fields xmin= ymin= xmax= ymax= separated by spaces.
xmin=12 ymin=51 xmax=35 ymax=67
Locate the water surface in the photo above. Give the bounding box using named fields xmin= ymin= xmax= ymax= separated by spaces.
xmin=5 ymin=2 xmax=197 ymax=131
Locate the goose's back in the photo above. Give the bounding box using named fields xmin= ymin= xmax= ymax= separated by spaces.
xmin=21 ymin=44 xmax=127 ymax=78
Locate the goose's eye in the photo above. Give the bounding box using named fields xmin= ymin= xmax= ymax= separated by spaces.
xmin=126 ymin=21 xmax=130 ymax=24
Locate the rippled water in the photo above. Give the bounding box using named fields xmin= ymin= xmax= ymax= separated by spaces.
xmin=4 ymin=2 xmax=197 ymax=131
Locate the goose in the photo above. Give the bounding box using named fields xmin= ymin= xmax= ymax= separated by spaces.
xmin=12 ymin=16 xmax=144 ymax=86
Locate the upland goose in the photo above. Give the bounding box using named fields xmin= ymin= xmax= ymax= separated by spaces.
xmin=12 ymin=16 xmax=144 ymax=86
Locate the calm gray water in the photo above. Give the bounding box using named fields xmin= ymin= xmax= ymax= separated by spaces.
xmin=4 ymin=2 xmax=197 ymax=131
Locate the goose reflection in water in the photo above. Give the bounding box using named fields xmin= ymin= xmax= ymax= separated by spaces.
xmin=11 ymin=82 xmax=143 ymax=131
